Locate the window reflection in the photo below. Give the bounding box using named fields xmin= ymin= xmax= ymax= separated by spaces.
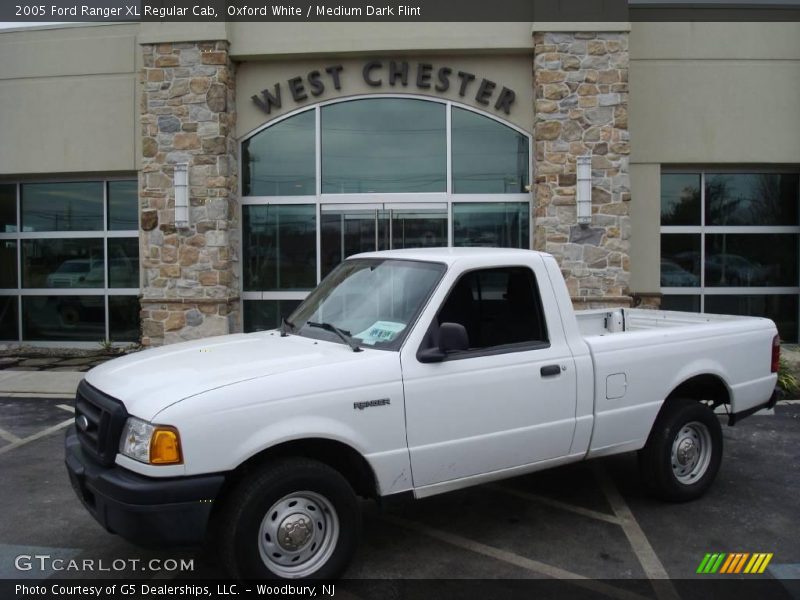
xmin=108 ymin=238 xmax=140 ymax=288
xmin=705 ymin=295 xmax=798 ymax=344
xmin=453 ymin=203 xmax=529 ymax=249
xmin=108 ymin=181 xmax=139 ymax=230
xmin=660 ymin=174 xmax=701 ymax=226
xmin=242 ymin=110 xmax=316 ymax=196
xmin=243 ymin=299 xmax=302 ymax=332
xmin=21 ymin=182 xmax=104 ymax=232
xmin=243 ymin=205 xmax=317 ymax=291
xmin=452 ymin=108 xmax=529 ymax=193
xmin=0 ymin=184 xmax=16 ymax=233
xmin=321 ymin=208 xmax=448 ymax=278
xmin=0 ymin=241 xmax=16 ymax=288
xmin=660 ymin=295 xmax=701 ymax=313
xmin=321 ymin=99 xmax=446 ymax=193
xmin=705 ymin=234 xmax=798 ymax=287
xmin=22 ymin=296 xmax=105 ymax=341
xmin=660 ymin=234 xmax=701 ymax=287
xmin=0 ymin=296 xmax=17 ymax=340
xmin=22 ymin=239 xmax=105 ymax=289
xmin=389 ymin=210 xmax=447 ymax=250
xmin=706 ymin=174 xmax=799 ymax=226
xmin=109 ymin=295 xmax=140 ymax=341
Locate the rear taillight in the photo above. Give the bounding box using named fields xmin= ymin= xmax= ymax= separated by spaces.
xmin=771 ymin=334 xmax=780 ymax=373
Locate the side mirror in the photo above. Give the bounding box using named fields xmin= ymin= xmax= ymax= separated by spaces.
xmin=439 ymin=322 xmax=469 ymax=353
xmin=418 ymin=322 xmax=469 ymax=363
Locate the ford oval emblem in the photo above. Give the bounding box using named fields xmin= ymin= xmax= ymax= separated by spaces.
xmin=77 ymin=415 xmax=90 ymax=432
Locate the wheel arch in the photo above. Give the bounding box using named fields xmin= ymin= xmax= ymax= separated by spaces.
xmin=653 ymin=373 xmax=731 ymax=428
xmin=213 ymin=437 xmax=379 ymax=514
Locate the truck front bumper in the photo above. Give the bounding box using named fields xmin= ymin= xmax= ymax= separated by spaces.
xmin=65 ymin=425 xmax=225 ymax=546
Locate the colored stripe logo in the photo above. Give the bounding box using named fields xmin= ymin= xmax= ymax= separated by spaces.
xmin=697 ymin=553 xmax=773 ymax=574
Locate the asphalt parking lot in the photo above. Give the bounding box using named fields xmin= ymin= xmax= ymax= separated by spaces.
xmin=0 ymin=396 xmax=798 ymax=598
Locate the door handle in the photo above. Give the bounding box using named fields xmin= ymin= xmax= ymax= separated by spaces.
xmin=540 ymin=364 xmax=561 ymax=377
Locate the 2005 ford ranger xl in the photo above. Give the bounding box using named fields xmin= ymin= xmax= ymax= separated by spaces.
xmin=65 ymin=248 xmax=779 ymax=579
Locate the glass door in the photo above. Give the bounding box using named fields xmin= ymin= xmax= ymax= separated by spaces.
xmin=320 ymin=203 xmax=447 ymax=278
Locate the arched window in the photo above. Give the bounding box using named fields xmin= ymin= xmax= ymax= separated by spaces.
xmin=240 ymin=97 xmax=532 ymax=332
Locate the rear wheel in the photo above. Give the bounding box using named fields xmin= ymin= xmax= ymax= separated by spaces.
xmin=218 ymin=458 xmax=360 ymax=579
xmin=639 ymin=398 xmax=723 ymax=502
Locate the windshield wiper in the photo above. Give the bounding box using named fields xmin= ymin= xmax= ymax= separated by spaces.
xmin=307 ymin=321 xmax=362 ymax=352
xmin=280 ymin=317 xmax=295 ymax=337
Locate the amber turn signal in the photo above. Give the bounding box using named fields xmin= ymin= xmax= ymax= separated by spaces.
xmin=149 ymin=427 xmax=183 ymax=464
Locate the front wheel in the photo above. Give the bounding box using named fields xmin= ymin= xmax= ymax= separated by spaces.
xmin=217 ymin=458 xmax=361 ymax=579
xmin=639 ymin=398 xmax=723 ymax=502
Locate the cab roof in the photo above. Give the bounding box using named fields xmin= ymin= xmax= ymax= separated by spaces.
xmin=350 ymin=247 xmax=552 ymax=267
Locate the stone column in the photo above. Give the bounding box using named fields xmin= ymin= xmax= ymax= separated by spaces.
xmin=139 ymin=41 xmax=239 ymax=346
xmin=532 ymin=30 xmax=631 ymax=309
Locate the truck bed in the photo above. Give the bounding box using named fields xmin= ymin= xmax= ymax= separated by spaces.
xmin=572 ymin=307 xmax=776 ymax=458
xmin=575 ymin=307 xmax=765 ymax=337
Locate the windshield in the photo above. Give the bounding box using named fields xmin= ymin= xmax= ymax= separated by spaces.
xmin=288 ymin=258 xmax=445 ymax=350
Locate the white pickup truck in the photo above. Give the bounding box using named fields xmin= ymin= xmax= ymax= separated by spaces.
xmin=65 ymin=248 xmax=779 ymax=579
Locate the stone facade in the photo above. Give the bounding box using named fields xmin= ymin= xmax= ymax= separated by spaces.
xmin=532 ymin=31 xmax=632 ymax=308
xmin=139 ymin=41 xmax=240 ymax=346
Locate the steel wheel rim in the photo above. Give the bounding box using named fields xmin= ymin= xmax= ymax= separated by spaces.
xmin=258 ymin=491 xmax=339 ymax=578
xmin=671 ymin=421 xmax=712 ymax=484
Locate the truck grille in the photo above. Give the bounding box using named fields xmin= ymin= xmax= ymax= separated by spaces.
xmin=74 ymin=380 xmax=128 ymax=467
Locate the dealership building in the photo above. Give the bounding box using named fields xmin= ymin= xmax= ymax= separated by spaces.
xmin=0 ymin=13 xmax=799 ymax=346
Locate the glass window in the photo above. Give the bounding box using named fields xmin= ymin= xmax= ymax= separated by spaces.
xmin=453 ymin=202 xmax=530 ymax=249
xmin=242 ymin=110 xmax=316 ymax=196
xmin=108 ymin=238 xmax=140 ymax=288
xmin=435 ymin=267 xmax=547 ymax=350
xmin=289 ymin=258 xmax=445 ymax=350
xmin=321 ymin=209 xmax=383 ymax=279
xmin=661 ymin=174 xmax=701 ymax=226
xmin=243 ymin=204 xmax=317 ymax=291
xmin=705 ymin=234 xmax=798 ymax=287
xmin=0 ymin=241 xmax=16 ymax=288
xmin=22 ymin=239 xmax=105 ymax=289
xmin=0 ymin=296 xmax=17 ymax=340
xmin=109 ymin=295 xmax=140 ymax=341
xmin=21 ymin=182 xmax=103 ymax=232
xmin=452 ymin=108 xmax=529 ymax=193
xmin=706 ymin=173 xmax=799 ymax=226
xmin=660 ymin=295 xmax=701 ymax=313
xmin=0 ymin=184 xmax=16 ymax=233
xmin=321 ymin=99 xmax=446 ymax=193
xmin=243 ymin=299 xmax=302 ymax=332
xmin=389 ymin=209 xmax=448 ymax=250
xmin=705 ymin=295 xmax=798 ymax=344
xmin=108 ymin=180 xmax=139 ymax=230
xmin=660 ymin=234 xmax=701 ymax=287
xmin=22 ymin=296 xmax=105 ymax=341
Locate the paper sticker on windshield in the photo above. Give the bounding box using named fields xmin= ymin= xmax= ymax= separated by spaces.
xmin=355 ymin=321 xmax=406 ymax=345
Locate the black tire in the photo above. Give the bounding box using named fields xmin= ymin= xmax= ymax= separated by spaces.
xmin=639 ymin=398 xmax=723 ymax=502
xmin=217 ymin=457 xmax=361 ymax=579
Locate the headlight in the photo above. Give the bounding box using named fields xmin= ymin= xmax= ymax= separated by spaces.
xmin=119 ymin=417 xmax=183 ymax=465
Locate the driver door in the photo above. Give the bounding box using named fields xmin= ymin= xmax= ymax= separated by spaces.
xmin=401 ymin=261 xmax=578 ymax=489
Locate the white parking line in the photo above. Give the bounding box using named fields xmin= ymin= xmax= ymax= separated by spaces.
xmin=593 ymin=465 xmax=680 ymax=600
xmin=0 ymin=417 xmax=73 ymax=456
xmin=57 ymin=404 xmax=75 ymax=413
xmin=489 ymin=484 xmax=623 ymax=525
xmin=0 ymin=427 xmax=21 ymax=444
xmin=381 ymin=514 xmax=652 ymax=600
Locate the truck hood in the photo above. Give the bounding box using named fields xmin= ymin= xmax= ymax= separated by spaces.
xmin=84 ymin=331 xmax=378 ymax=421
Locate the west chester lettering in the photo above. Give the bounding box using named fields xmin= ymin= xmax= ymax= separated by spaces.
xmin=251 ymin=61 xmax=516 ymax=115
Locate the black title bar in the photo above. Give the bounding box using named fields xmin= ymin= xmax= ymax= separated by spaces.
xmin=2 ymin=0 xmax=800 ymax=22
